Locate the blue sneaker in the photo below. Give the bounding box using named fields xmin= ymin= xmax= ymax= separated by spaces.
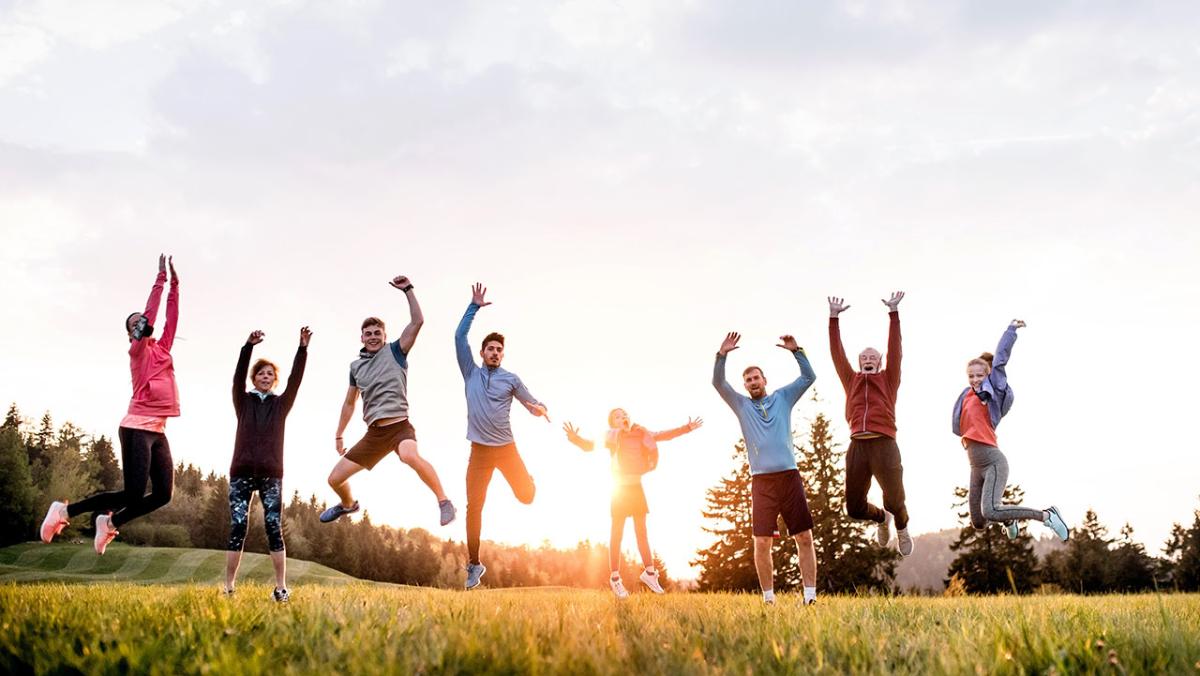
xmin=439 ymin=499 xmax=457 ymax=526
xmin=319 ymin=500 xmax=360 ymax=523
xmin=465 ymin=562 xmax=486 ymax=590
xmin=1043 ymin=506 xmax=1069 ymax=542
xmin=1005 ymin=521 xmax=1019 ymax=540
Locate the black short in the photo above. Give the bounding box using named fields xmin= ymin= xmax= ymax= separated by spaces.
xmin=344 ymin=419 xmax=416 ymax=470
xmin=611 ymin=481 xmax=649 ymax=519
xmin=751 ymin=469 xmax=813 ymax=537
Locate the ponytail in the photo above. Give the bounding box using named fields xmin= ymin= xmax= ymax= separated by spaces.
xmin=967 ymin=353 xmax=993 ymax=374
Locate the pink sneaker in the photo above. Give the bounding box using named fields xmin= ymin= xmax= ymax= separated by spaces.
xmin=40 ymin=501 xmax=70 ymax=543
xmin=94 ymin=514 xmax=119 ymax=555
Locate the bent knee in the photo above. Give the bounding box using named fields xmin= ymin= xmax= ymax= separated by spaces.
xmin=516 ymin=482 xmax=536 ymax=505
xmin=794 ymin=530 xmax=814 ymax=546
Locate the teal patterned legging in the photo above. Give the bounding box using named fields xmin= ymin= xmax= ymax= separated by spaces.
xmin=227 ymin=476 xmax=284 ymax=552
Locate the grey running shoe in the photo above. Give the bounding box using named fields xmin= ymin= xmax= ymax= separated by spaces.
xmin=273 ymin=587 xmax=290 ymax=603
xmin=1043 ymin=506 xmax=1069 ymax=542
xmin=1005 ymin=520 xmax=1019 ymax=540
xmin=319 ymin=500 xmax=360 ymax=523
xmin=439 ymin=499 xmax=457 ymax=526
xmin=896 ymin=527 xmax=914 ymax=556
xmin=877 ymin=511 xmax=894 ymax=547
xmin=465 ymin=562 xmax=486 ymax=590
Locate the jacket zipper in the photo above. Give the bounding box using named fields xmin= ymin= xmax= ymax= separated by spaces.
xmin=861 ymin=381 xmax=869 ymax=434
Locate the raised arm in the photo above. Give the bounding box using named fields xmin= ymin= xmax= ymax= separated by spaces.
xmin=775 ymin=337 xmax=817 ymax=406
xmin=882 ymin=291 xmax=903 ymax=391
xmin=233 ymin=330 xmax=260 ymax=411
xmin=160 ymin=256 xmax=179 ymax=351
xmin=141 ymin=255 xmax=167 ymax=328
xmin=989 ymin=320 xmax=1023 ymax=393
xmin=455 ymin=283 xmax=491 ymax=378
xmin=562 ymin=422 xmax=595 ymax=452
xmin=827 ymin=296 xmax=855 ymax=388
xmin=281 ymin=327 xmax=311 ymax=412
xmin=712 ymin=332 xmax=742 ymax=408
xmin=652 ymin=417 xmax=703 ymax=442
xmin=335 ymin=385 xmax=358 ymax=456
xmin=389 ymin=275 xmax=422 ymax=354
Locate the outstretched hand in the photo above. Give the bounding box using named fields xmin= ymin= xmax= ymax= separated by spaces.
xmin=563 ymin=421 xmax=581 ymax=439
xmin=718 ymin=332 xmax=741 ymax=356
xmin=882 ymin=290 xmax=904 ymax=311
xmin=1010 ymin=319 xmax=1026 ymax=330
xmin=389 ymin=275 xmax=412 ymax=291
xmin=248 ymin=330 xmax=265 ymax=345
xmin=300 ymin=326 xmax=313 ymax=346
xmin=526 ymin=402 xmax=550 ymax=423
xmin=828 ymin=296 xmax=850 ymax=317
xmin=776 ymin=335 xmax=800 ymax=352
xmin=686 ymin=416 xmax=704 ymax=432
xmin=158 ymin=254 xmax=166 ymax=273
xmin=471 ymin=283 xmax=492 ymax=308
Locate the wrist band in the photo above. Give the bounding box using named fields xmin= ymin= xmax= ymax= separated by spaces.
xmin=401 ymin=285 xmax=414 ymax=292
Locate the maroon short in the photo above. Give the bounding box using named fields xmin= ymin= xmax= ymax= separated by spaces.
xmin=344 ymin=419 xmax=416 ymax=470
xmin=751 ymin=469 xmax=813 ymax=537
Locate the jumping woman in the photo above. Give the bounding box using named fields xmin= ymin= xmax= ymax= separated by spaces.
xmin=224 ymin=326 xmax=310 ymax=602
xmin=952 ymin=319 xmax=1069 ymax=541
xmin=562 ymin=410 xmax=702 ymax=598
xmin=40 ymin=254 xmax=181 ymax=554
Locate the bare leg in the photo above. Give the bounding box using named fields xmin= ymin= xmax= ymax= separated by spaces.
xmin=631 ymin=514 xmax=653 ymax=569
xmin=270 ymin=550 xmax=287 ymax=590
xmin=224 ymin=551 xmax=241 ymax=592
xmin=396 ymin=440 xmax=448 ymax=501
xmin=327 ymin=457 xmax=366 ymax=507
xmin=753 ymin=535 xmax=775 ymax=592
xmin=609 ymin=517 xmax=625 ymax=572
xmin=793 ymin=530 xmax=818 ymax=589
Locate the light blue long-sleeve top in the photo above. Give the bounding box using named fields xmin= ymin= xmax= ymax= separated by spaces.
xmin=712 ymin=349 xmax=816 ymax=475
xmin=455 ymin=303 xmax=542 ymax=446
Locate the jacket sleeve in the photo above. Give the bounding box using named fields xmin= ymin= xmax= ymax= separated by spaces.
xmin=455 ymin=303 xmax=479 ymax=379
xmin=281 ymin=344 xmax=308 ymax=413
xmin=652 ymin=424 xmax=692 ymax=443
xmin=885 ymin=311 xmax=901 ymax=393
xmin=777 ymin=348 xmax=817 ymax=407
xmin=829 ymin=317 xmax=855 ymax=391
xmin=989 ymin=326 xmax=1019 ymax=394
xmin=233 ymin=342 xmax=252 ymax=412
xmin=512 ymin=375 xmax=541 ymax=408
xmin=712 ymin=354 xmax=741 ymax=410
xmin=159 ymin=275 xmax=179 ymax=351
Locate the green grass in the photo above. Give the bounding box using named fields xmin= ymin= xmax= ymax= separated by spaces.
xmin=0 ymin=543 xmax=353 ymax=586
xmin=2 ymin=581 xmax=1198 ymax=674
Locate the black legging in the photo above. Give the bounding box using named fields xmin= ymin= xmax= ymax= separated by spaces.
xmin=844 ymin=435 xmax=909 ymax=530
xmin=68 ymin=427 xmax=174 ymax=528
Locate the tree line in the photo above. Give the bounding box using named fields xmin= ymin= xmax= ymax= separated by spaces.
xmin=0 ymin=403 xmax=669 ymax=590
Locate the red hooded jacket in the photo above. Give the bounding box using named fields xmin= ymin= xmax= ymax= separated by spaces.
xmin=829 ymin=312 xmax=901 ymax=438
xmin=127 ymin=271 xmax=180 ymax=418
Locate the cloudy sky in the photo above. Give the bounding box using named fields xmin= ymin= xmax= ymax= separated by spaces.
xmin=3 ymin=0 xmax=1198 ymax=578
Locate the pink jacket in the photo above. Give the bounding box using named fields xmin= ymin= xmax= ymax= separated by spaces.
xmin=127 ymin=271 xmax=180 ymax=417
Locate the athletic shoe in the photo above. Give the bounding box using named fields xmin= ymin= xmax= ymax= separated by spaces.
xmin=1005 ymin=521 xmax=1019 ymax=540
xmin=639 ymin=569 xmax=665 ymax=594
xmin=94 ymin=514 xmax=118 ymax=555
xmin=439 ymin=499 xmax=457 ymax=526
xmin=609 ymin=576 xmax=629 ymax=599
xmin=222 ymin=587 xmax=235 ymax=597
xmin=877 ymin=511 xmax=894 ymax=547
xmin=804 ymin=597 xmax=818 ymax=606
xmin=896 ymin=527 xmax=914 ymax=557
xmin=762 ymin=591 xmax=776 ymax=606
xmin=465 ymin=562 xmax=486 ymax=590
xmin=319 ymin=500 xmax=360 ymax=523
xmin=40 ymin=500 xmax=70 ymax=543
xmin=273 ymin=587 xmax=290 ymax=603
xmin=1044 ymin=506 xmax=1069 ymax=542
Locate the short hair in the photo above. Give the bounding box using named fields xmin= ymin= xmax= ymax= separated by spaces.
xmin=967 ymin=352 xmax=994 ymax=374
xmin=481 ymin=332 xmax=505 ymax=350
xmin=251 ymin=358 xmax=280 ymax=389
xmin=361 ymin=317 xmax=386 ymax=331
xmin=742 ymin=365 xmax=764 ymax=378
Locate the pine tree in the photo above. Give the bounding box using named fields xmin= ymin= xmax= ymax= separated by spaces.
xmin=197 ymin=477 xmax=231 ymax=549
xmin=1163 ymin=502 xmax=1200 ymax=591
xmin=32 ymin=423 xmax=98 ymax=538
xmin=693 ymin=442 xmax=776 ymax=591
xmin=28 ymin=411 xmax=54 ymax=468
xmin=796 ymin=408 xmax=899 ymax=593
xmin=945 ymin=485 xmax=1040 ymax=593
xmin=1047 ymin=508 xmax=1111 ymax=593
xmin=2 ymin=403 xmax=21 ymax=431
xmin=85 ymin=435 xmax=122 ymax=492
xmin=1108 ymin=523 xmax=1155 ymax=592
xmin=0 ymin=426 xmax=39 ymax=545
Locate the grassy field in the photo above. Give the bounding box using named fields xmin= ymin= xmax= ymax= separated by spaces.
xmin=2 ymin=545 xmax=1199 ymax=674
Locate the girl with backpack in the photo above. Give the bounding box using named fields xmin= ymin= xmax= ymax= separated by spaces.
xmin=563 ymin=410 xmax=701 ymax=598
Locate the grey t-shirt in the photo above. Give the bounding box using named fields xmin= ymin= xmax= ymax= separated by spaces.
xmin=349 ymin=341 xmax=409 ymax=425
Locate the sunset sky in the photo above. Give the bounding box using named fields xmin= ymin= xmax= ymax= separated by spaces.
xmin=3 ymin=1 xmax=1198 ymax=578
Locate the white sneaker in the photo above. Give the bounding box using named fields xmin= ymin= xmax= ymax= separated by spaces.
xmin=609 ymin=576 xmax=629 ymax=599
xmin=896 ymin=527 xmax=914 ymax=556
xmin=40 ymin=501 xmax=70 ymax=543
xmin=639 ymin=569 xmax=665 ymax=594
xmin=877 ymin=510 xmax=894 ymax=546
xmin=763 ymin=590 xmax=776 ymax=605
xmin=94 ymin=514 xmax=118 ymax=555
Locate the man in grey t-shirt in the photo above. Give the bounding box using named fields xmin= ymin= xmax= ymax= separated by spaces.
xmin=320 ymin=275 xmax=456 ymax=527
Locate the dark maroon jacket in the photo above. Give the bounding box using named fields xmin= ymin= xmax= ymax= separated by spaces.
xmin=829 ymin=312 xmax=901 ymax=438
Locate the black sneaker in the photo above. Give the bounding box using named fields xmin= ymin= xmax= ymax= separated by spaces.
xmin=273 ymin=587 xmax=290 ymax=603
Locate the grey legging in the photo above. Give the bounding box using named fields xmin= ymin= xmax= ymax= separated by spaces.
xmin=966 ymin=441 xmax=1043 ymax=528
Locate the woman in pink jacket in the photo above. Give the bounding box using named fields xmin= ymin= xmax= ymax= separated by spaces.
xmin=40 ymin=254 xmax=181 ymax=554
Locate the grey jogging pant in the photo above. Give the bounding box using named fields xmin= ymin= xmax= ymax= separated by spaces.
xmin=965 ymin=441 xmax=1043 ymax=529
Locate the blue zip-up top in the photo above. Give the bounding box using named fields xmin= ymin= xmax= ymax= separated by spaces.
xmin=455 ymin=303 xmax=543 ymax=446
xmin=712 ymin=349 xmax=817 ymax=475
xmin=951 ymin=325 xmax=1018 ymax=436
